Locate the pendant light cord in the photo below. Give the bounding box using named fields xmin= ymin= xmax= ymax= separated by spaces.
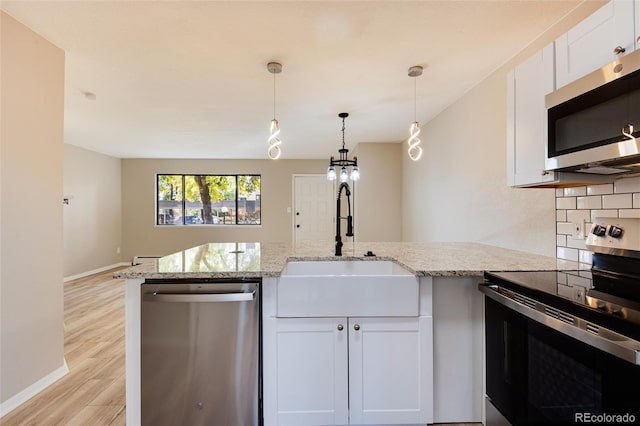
xmin=413 ymin=75 xmax=417 ymax=122
xmin=342 ymin=116 xmax=346 ymax=149
xmin=273 ymin=71 xmax=276 ymax=120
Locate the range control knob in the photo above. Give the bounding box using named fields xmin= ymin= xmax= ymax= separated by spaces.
xmin=607 ymin=225 xmax=624 ymax=239
xmin=590 ymin=224 xmax=607 ymax=237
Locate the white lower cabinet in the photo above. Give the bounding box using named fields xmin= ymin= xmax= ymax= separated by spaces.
xmin=264 ymin=315 xmax=432 ymax=425
xmin=348 ymin=316 xmax=432 ymax=425
xmin=270 ymin=317 xmax=349 ymax=426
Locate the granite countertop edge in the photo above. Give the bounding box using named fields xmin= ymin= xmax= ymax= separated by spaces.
xmin=113 ymin=242 xmax=578 ymax=280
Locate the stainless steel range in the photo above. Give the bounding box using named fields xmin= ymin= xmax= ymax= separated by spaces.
xmin=480 ymin=217 xmax=640 ymax=425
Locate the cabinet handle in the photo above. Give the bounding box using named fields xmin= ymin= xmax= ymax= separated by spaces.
xmin=614 ymin=45 xmax=626 ymax=55
xmin=541 ymin=170 xmax=549 ymax=176
xmin=353 ymin=324 xmax=360 ymax=331
xmin=337 ymin=324 xmax=344 ymax=331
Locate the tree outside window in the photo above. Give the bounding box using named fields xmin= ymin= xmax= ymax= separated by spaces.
xmin=157 ymin=174 xmax=261 ymax=226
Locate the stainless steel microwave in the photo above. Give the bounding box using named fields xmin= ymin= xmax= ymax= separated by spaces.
xmin=545 ymin=49 xmax=640 ymax=175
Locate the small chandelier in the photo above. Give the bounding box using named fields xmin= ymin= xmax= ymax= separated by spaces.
xmin=267 ymin=61 xmax=283 ymax=160
xmin=407 ymin=65 xmax=424 ymax=161
xmin=327 ymin=112 xmax=360 ymax=182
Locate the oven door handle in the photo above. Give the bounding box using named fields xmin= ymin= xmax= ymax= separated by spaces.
xmin=480 ymin=284 xmax=640 ymax=366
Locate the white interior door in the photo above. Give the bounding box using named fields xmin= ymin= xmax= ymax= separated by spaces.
xmin=293 ymin=175 xmax=334 ymax=244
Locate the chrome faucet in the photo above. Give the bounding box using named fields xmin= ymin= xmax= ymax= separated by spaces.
xmin=335 ymin=182 xmax=354 ymax=256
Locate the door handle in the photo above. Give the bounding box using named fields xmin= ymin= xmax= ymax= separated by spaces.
xmin=296 ymin=224 xmax=300 ymax=228
xmin=143 ymin=291 xmax=255 ymax=303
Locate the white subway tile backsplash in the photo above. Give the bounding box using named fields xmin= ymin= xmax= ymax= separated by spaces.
xmin=557 ymin=246 xmax=579 ymax=262
xmin=557 ymin=284 xmax=574 ymax=299
xmin=587 ymin=184 xmax=613 ymax=195
xmin=557 ymin=182 xmax=638 ymax=266
xmin=602 ymin=193 xmax=633 ymax=209
xmin=566 ymin=237 xmax=587 ymax=250
xmin=556 ymin=197 xmax=576 ymax=210
xmin=557 ymin=272 xmax=567 ymax=285
xmin=566 ymin=210 xmax=590 ymax=225
xmin=557 ymin=235 xmax=567 ymax=246
xmin=567 ymin=273 xmax=591 ymax=288
xmin=577 ymin=196 xmax=602 ymax=210
xmin=579 ymin=250 xmax=593 ymax=264
xmin=557 ymin=222 xmax=576 ymax=235
xmin=619 ymin=209 xmax=640 ymax=218
xmin=614 ymin=176 xmax=640 ymax=193
xmin=564 ymin=187 xmax=586 ymax=197
xmin=591 ymin=210 xmax=618 ymax=221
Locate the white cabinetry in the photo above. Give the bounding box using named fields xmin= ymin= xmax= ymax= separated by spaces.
xmin=506 ymin=43 xmax=555 ymax=187
xmin=555 ymin=0 xmax=636 ymax=88
xmin=263 ymin=272 xmax=433 ymax=426
xmin=348 ymin=316 xmax=432 ymax=425
xmin=270 ymin=317 xmax=349 ymax=425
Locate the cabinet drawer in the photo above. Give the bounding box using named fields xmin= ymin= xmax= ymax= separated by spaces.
xmin=277 ymin=275 xmax=419 ymax=317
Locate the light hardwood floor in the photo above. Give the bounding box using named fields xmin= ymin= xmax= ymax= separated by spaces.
xmin=2 ymin=268 xmax=127 ymax=426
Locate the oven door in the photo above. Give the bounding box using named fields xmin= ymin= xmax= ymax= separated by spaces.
xmin=485 ymin=296 xmax=640 ymax=425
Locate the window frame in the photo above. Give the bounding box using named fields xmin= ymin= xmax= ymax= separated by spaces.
xmin=155 ymin=173 xmax=261 ymax=226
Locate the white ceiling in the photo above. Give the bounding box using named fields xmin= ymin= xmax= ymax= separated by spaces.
xmin=2 ymin=0 xmax=584 ymax=159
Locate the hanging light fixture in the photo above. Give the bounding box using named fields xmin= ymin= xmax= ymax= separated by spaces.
xmin=407 ymin=65 xmax=424 ymax=161
xmin=327 ymin=112 xmax=360 ymax=181
xmin=267 ymin=61 xmax=283 ymax=160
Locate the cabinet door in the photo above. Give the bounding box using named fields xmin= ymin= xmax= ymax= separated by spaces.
xmin=507 ymin=43 xmax=555 ymax=187
xmin=555 ymin=0 xmax=635 ymax=88
xmin=273 ymin=317 xmax=349 ymax=426
xmin=348 ymin=317 xmax=433 ymax=425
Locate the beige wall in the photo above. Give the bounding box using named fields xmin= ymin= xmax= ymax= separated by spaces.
xmin=64 ymin=144 xmax=123 ymax=277
xmin=1 ymin=12 xmax=65 ymax=406
xmin=401 ymin=2 xmax=603 ymax=256
xmin=121 ymin=158 xmax=327 ymax=260
xmin=354 ymin=143 xmax=402 ymax=242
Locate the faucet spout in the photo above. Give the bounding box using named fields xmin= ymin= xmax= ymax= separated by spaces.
xmin=335 ymin=182 xmax=353 ymax=256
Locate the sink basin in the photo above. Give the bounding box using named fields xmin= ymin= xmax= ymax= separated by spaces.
xmin=277 ymin=260 xmax=418 ymax=317
xmin=281 ymin=260 xmax=412 ymax=276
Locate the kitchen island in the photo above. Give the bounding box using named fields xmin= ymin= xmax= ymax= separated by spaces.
xmin=117 ymin=241 xmax=578 ymax=426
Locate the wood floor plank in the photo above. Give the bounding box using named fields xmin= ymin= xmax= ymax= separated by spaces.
xmin=63 ymin=404 xmax=124 ymax=426
xmin=1 ymin=268 xmax=127 ymax=426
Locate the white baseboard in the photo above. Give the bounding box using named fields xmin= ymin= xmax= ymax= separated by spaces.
xmin=64 ymin=262 xmax=130 ymax=282
xmin=0 ymin=361 xmax=69 ymax=417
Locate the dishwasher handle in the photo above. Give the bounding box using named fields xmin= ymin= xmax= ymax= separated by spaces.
xmin=143 ymin=291 xmax=255 ymax=303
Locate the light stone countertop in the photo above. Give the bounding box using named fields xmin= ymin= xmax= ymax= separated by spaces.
xmin=113 ymin=241 xmax=581 ymax=280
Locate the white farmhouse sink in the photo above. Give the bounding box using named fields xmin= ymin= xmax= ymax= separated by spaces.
xmin=277 ymin=260 xmax=418 ymax=317
xmin=281 ymin=260 xmax=413 ymax=276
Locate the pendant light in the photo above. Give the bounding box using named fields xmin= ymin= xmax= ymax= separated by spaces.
xmin=327 ymin=113 xmax=360 ymax=181
xmin=267 ymin=62 xmax=283 ymax=160
xmin=407 ymin=65 xmax=423 ymax=161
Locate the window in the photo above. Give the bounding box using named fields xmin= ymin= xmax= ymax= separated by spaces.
xmin=157 ymin=174 xmax=261 ymax=225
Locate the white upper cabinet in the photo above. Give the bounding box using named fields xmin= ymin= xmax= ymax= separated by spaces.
xmin=555 ymin=0 xmax=636 ymax=89
xmin=507 ymin=43 xmax=555 ymax=187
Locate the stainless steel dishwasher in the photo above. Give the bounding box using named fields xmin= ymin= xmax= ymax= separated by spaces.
xmin=141 ymin=279 xmax=261 ymax=426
